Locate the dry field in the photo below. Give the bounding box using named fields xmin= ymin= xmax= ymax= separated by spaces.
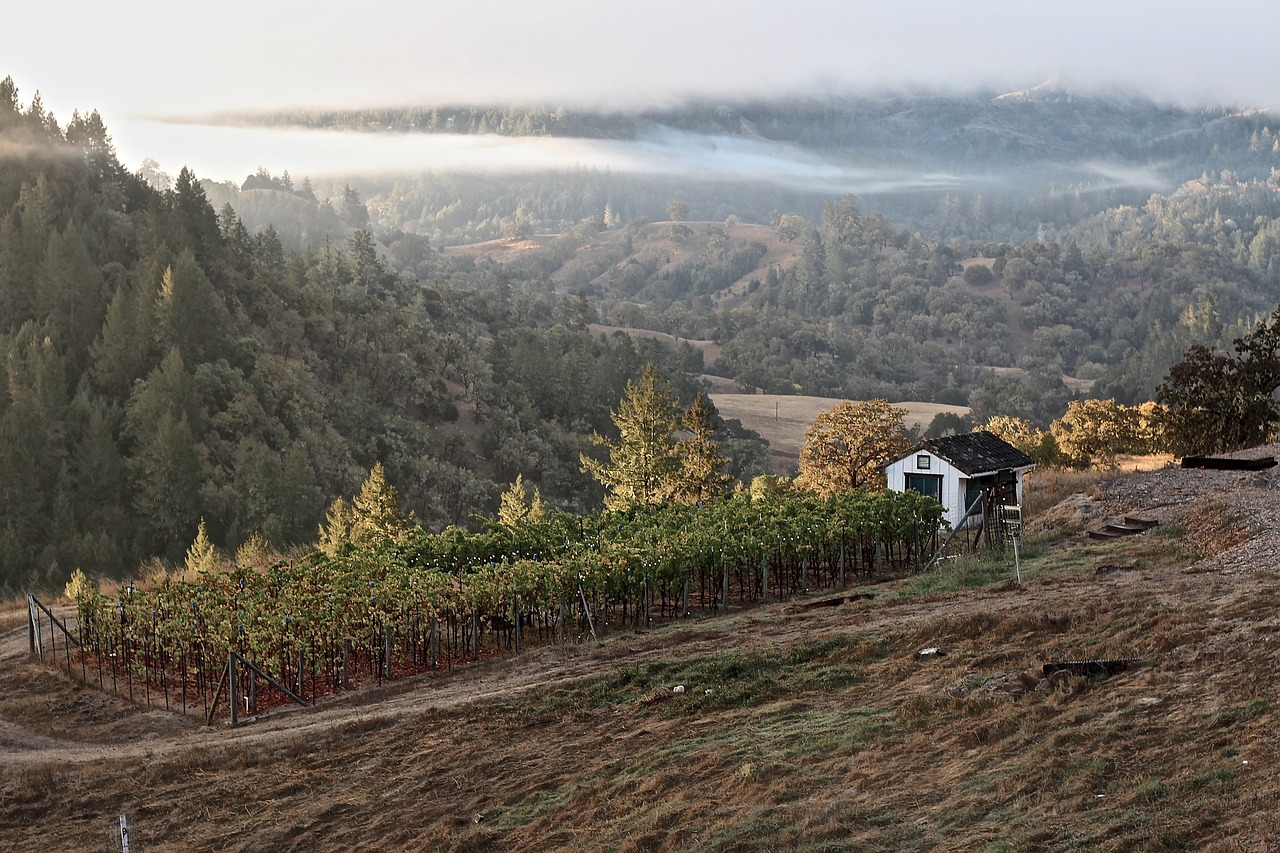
xmin=709 ymin=393 xmax=970 ymax=474
xmin=5 ymin=460 xmax=1280 ymax=851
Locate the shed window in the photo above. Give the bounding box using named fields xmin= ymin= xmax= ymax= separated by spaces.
xmin=916 ymin=454 xmax=931 ymax=470
xmin=905 ymin=473 xmax=942 ymax=501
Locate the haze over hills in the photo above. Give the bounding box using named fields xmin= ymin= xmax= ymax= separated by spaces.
xmin=2 ymin=71 xmax=1280 ymax=592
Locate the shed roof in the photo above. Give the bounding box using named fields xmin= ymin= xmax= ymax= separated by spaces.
xmin=910 ymin=430 xmax=1036 ymax=476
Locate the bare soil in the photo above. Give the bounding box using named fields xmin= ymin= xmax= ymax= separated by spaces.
xmin=5 ymin=459 xmax=1280 ymax=851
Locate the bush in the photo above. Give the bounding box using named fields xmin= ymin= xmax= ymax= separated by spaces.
xmin=63 ymin=568 xmax=91 ymax=602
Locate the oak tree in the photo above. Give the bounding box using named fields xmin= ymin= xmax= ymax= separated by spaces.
xmin=796 ymin=399 xmax=909 ymax=495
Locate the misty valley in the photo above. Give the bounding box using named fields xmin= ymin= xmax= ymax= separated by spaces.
xmin=2 ymin=79 xmax=1280 ymax=596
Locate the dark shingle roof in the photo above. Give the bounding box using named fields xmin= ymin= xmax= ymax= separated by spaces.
xmin=916 ymin=431 xmax=1036 ymax=476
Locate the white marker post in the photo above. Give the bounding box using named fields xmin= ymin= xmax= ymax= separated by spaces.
xmin=1002 ymin=505 xmax=1024 ymax=583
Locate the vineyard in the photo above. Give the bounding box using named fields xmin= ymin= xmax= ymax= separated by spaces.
xmin=63 ymin=490 xmax=944 ymax=723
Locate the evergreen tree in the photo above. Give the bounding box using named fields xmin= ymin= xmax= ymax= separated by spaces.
xmin=580 ymin=363 xmax=681 ymax=511
xmin=183 ymin=518 xmax=220 ymax=576
xmin=37 ymin=222 xmax=105 ymax=371
xmin=671 ymin=392 xmax=731 ymax=505
xmin=316 ymin=496 xmax=354 ymax=556
xmin=89 ymin=263 xmax=158 ymax=397
xmin=153 ymin=250 xmax=230 ymax=365
xmin=130 ymin=410 xmax=202 ymax=560
xmin=498 ymin=473 xmax=549 ymax=525
xmin=348 ymin=461 xmax=415 ymax=545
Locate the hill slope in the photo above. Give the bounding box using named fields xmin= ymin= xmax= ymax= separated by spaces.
xmin=5 ymin=458 xmax=1280 ymax=850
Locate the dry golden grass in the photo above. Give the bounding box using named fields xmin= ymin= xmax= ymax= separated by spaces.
xmin=709 ymin=393 xmax=970 ymax=474
xmin=6 ymin=463 xmax=1279 ymax=852
xmin=1022 ymin=466 xmax=1120 ymax=517
xmin=0 ymin=595 xmax=28 ymax=633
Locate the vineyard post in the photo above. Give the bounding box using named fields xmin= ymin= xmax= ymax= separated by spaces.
xmin=384 ymin=626 xmax=392 ymax=679
xmin=471 ymin=609 xmax=480 ymax=660
xmin=802 ymin=555 xmax=808 ymax=593
xmin=914 ymin=521 xmax=924 ymax=573
xmin=430 ymin=617 xmax=438 ymax=669
xmin=681 ymin=575 xmax=690 ymax=617
xmin=342 ymin=640 xmax=350 ymax=690
xmin=643 ymin=579 xmax=650 ymax=628
xmin=79 ymin=615 xmax=87 ymax=684
xmin=839 ymin=538 xmax=846 ymax=587
xmin=513 ymin=597 xmax=521 ymax=653
xmin=762 ymin=556 xmax=769 ymax=604
xmin=229 ymin=653 xmax=240 ymax=728
xmin=721 ymin=562 xmax=729 ymax=611
xmin=576 ymin=584 xmax=597 ymax=641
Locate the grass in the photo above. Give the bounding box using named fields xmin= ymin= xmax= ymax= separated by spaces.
xmin=510 ymin=635 xmax=886 ymax=722
xmin=1023 ymin=466 xmax=1120 ymax=517
xmin=9 ymin=481 xmax=1277 ymax=853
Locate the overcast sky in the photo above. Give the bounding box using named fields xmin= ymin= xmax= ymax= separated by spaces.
xmin=9 ymin=0 xmax=1279 ymax=181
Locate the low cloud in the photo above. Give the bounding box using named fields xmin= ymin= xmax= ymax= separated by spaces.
xmin=114 ymin=120 xmax=973 ymax=196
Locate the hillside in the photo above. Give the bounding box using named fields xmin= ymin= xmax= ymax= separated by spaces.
xmin=708 ymin=394 xmax=970 ymax=473
xmin=441 ymin=220 xmax=800 ymax=311
xmin=6 ymin=458 xmax=1280 ymax=851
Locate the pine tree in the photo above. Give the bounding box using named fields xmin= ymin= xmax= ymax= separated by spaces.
xmin=234 ymin=532 xmax=272 ymax=568
xmin=348 ymin=462 xmax=415 ymax=545
xmin=580 ymin=363 xmax=681 ymax=511
xmin=153 ymin=250 xmax=230 ymax=365
xmin=671 ymin=392 xmax=731 ymax=505
xmin=316 ymin=497 xmax=354 ymax=557
xmin=184 ymin=518 xmax=220 ymax=576
xmin=498 ymin=473 xmax=550 ymax=525
xmin=89 ymin=263 xmax=158 ymax=398
xmin=498 ymin=474 xmax=533 ymax=526
xmin=130 ymin=410 xmax=203 ymax=561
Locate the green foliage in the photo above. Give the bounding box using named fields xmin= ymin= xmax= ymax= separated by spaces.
xmin=671 ymin=392 xmax=732 ymax=505
xmin=963 ymin=263 xmax=994 ymax=285
xmin=580 ymin=364 xmax=682 ymax=511
xmin=75 ymin=487 xmax=947 ymax=679
xmin=1158 ymin=307 xmax=1280 ymax=455
xmin=7 ymin=79 xmax=1280 ymax=598
xmin=498 ymin=474 xmax=548 ymax=526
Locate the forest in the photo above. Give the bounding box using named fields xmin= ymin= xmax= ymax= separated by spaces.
xmin=3 ymin=76 xmax=1280 ymax=594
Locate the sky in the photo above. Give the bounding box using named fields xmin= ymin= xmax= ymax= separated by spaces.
xmin=8 ymin=0 xmax=1280 ymax=182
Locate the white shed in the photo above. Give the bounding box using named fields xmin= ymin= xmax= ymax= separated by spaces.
xmin=884 ymin=431 xmax=1036 ymax=530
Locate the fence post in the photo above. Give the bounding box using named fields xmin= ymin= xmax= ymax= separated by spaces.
xmin=27 ymin=595 xmax=36 ymax=655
